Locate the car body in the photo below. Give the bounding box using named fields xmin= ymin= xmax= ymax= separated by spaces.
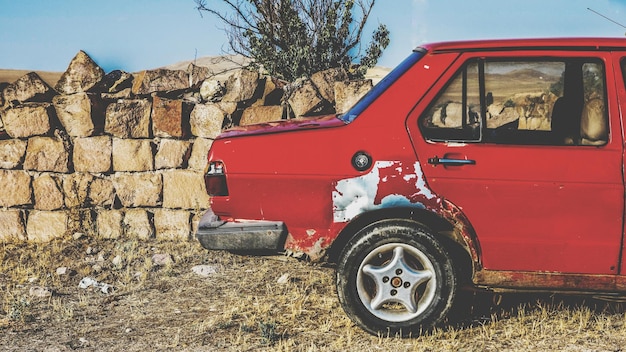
xmin=197 ymin=38 xmax=626 ymax=335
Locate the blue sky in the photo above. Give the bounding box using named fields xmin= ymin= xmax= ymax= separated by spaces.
xmin=1 ymin=0 xmax=626 ymax=73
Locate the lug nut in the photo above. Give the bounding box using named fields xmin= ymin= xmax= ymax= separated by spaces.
xmin=391 ymin=289 xmax=397 ymax=296
xmin=404 ymin=282 xmax=411 ymax=288
xmin=382 ymin=276 xmax=389 ymax=283
xmin=396 ymin=269 xmax=403 ymax=275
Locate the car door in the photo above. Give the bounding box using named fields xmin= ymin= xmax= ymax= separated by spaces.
xmin=408 ymin=50 xmax=624 ymax=274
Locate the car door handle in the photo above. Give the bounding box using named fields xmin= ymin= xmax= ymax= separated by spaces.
xmin=427 ymin=156 xmax=476 ymax=166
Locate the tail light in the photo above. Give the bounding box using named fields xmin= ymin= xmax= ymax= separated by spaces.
xmin=205 ymin=161 xmax=229 ymax=196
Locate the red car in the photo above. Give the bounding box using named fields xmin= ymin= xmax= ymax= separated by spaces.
xmin=197 ymin=38 xmax=626 ymax=335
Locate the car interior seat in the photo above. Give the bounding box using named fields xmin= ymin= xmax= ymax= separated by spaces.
xmin=551 ymin=63 xmax=584 ymax=145
xmin=579 ymin=98 xmax=607 ymax=145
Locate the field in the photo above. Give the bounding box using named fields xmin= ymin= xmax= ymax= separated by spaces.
xmin=1 ymin=233 xmax=626 ymax=351
xmin=2 ymin=66 xmax=626 ymax=351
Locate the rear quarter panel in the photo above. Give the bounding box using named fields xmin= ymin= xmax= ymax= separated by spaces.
xmin=208 ymin=51 xmax=462 ymax=257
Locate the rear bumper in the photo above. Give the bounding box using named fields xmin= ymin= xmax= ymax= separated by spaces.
xmin=195 ymin=210 xmax=287 ymax=252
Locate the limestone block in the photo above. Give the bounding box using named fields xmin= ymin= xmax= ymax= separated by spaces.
xmin=334 ymin=79 xmax=373 ymax=114
xmin=91 ymin=70 xmax=133 ymax=93
xmin=0 ymin=210 xmax=26 ymax=241
xmin=1 ymin=72 xmax=55 ymax=108
xmin=52 ymin=93 xmax=103 ymax=137
xmin=0 ymin=170 xmax=31 ymax=207
xmin=96 ymin=210 xmax=124 ymax=239
xmin=162 ymin=170 xmax=210 ymax=209
xmin=1 ymin=103 xmax=52 ymax=138
xmin=101 ymin=88 xmax=132 ymax=100
xmin=188 ymin=138 xmax=212 ymax=171
xmin=113 ymin=172 xmax=162 ymax=207
xmin=62 ymin=173 xmax=93 ymax=208
xmin=252 ymin=77 xmax=284 ymax=106
xmin=0 ymin=139 xmax=27 ymax=169
xmin=222 ymin=69 xmax=259 ymax=102
xmin=240 ymin=106 xmax=284 ymax=126
xmin=199 ymin=79 xmax=225 ymax=102
xmin=89 ymin=176 xmax=115 ymax=208
xmin=112 ymin=138 xmax=154 ymax=172
xmin=287 ymin=79 xmax=325 ymax=117
xmin=26 ymin=210 xmax=68 ymax=242
xmin=311 ymin=68 xmax=348 ymax=103
xmin=123 ymin=209 xmax=154 ymax=239
xmin=73 ymin=135 xmax=112 ymax=173
xmin=33 ymin=173 xmax=64 ymax=210
xmin=155 ymin=139 xmax=191 ymax=170
xmin=132 ymin=69 xmax=189 ymax=95
xmin=105 ymin=99 xmax=152 ymax=138
xmin=217 ymin=102 xmax=237 ymax=115
xmin=152 ymin=96 xmax=187 ymax=138
xmin=189 ymin=103 xmax=226 ymax=138
xmin=153 ymin=209 xmax=190 ymax=240
xmin=23 ymin=136 xmax=70 ymax=173
xmin=188 ymin=63 xmax=211 ymax=87
xmin=55 ymin=50 xmax=104 ymax=94
xmin=61 ymin=173 xmax=114 ymax=209
xmin=65 ymin=208 xmax=95 ymax=235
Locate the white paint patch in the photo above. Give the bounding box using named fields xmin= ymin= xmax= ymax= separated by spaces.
xmin=332 ymin=164 xmax=381 ymax=222
xmin=332 ymin=161 xmax=431 ymax=223
xmin=413 ymin=161 xmax=436 ymax=200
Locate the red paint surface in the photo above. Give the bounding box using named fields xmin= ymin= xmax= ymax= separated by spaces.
xmin=206 ymin=38 xmax=626 ymax=292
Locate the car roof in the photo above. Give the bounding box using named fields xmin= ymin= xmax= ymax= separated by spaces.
xmin=418 ymin=37 xmax=626 ymax=53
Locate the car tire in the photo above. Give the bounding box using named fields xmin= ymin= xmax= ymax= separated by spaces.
xmin=336 ymin=219 xmax=457 ymax=336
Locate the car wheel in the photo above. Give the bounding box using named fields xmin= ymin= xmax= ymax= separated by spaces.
xmin=336 ymin=219 xmax=457 ymax=336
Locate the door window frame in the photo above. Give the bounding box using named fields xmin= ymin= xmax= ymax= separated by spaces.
xmin=418 ymin=55 xmax=609 ymax=147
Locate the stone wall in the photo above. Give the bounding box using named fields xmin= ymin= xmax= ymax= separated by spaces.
xmin=0 ymin=51 xmax=372 ymax=242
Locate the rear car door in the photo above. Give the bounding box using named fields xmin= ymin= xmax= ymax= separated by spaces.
xmin=408 ymin=50 xmax=624 ymax=274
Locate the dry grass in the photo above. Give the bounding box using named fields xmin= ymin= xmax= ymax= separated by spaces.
xmin=1 ymin=233 xmax=626 ymax=351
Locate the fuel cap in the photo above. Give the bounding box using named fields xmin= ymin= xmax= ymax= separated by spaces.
xmin=352 ymin=151 xmax=372 ymax=171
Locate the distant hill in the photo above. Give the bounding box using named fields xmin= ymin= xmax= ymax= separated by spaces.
xmin=0 ymin=69 xmax=62 ymax=86
xmin=164 ymin=55 xmax=392 ymax=84
xmin=163 ymin=54 xmax=249 ymax=70
xmin=0 ymin=55 xmax=391 ymax=86
xmin=505 ymin=68 xmax=559 ymax=81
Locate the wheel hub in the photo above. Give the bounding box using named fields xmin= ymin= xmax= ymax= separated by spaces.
xmin=391 ymin=276 xmax=403 ymax=288
xmin=359 ymin=244 xmax=436 ymax=319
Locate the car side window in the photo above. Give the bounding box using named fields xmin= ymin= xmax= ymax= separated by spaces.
xmin=420 ymin=59 xmax=608 ymax=146
xmin=420 ymin=61 xmax=482 ymax=142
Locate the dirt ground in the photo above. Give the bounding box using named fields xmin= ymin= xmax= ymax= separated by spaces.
xmin=2 ymin=234 xmax=626 ymax=352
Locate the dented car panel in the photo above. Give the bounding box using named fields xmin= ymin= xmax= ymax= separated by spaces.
xmin=198 ymin=38 xmax=626 ymax=297
xmin=331 ymin=159 xmax=481 ymax=264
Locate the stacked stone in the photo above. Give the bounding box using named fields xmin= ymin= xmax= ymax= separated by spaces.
xmin=0 ymin=51 xmax=214 ymax=242
xmin=0 ymin=50 xmax=372 ymax=244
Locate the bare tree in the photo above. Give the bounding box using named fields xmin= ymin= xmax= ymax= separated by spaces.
xmin=195 ymin=0 xmax=389 ymax=81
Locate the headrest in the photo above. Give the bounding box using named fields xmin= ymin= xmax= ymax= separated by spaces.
xmin=580 ymin=98 xmax=607 ymax=145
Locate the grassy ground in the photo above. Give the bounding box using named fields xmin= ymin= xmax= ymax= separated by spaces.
xmin=1 ymin=233 xmax=626 ymax=351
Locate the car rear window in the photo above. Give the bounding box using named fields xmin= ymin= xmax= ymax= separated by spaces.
xmin=339 ymin=50 xmax=425 ymax=124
